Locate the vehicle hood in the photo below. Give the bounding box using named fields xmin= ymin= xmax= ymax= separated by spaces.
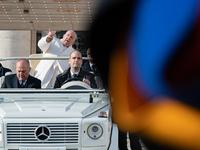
xmin=0 ymin=99 xmax=108 ymax=118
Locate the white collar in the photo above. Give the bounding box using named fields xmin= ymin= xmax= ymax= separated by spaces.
xmin=70 ymin=70 xmax=80 ymax=76
xmin=89 ymin=62 xmax=93 ymax=68
xmin=19 ymin=80 xmax=27 ymax=85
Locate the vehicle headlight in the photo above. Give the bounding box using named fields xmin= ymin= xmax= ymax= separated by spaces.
xmin=87 ymin=123 xmax=103 ymax=139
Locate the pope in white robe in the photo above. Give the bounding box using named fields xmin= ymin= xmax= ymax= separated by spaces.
xmin=35 ymin=29 xmax=76 ymax=88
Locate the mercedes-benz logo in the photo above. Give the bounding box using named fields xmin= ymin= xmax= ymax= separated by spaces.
xmin=35 ymin=125 xmax=51 ymax=141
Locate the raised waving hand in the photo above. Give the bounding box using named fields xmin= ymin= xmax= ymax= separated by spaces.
xmin=46 ymin=29 xmax=55 ymax=42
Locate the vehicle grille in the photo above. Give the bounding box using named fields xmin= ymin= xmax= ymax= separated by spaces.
xmin=7 ymin=123 xmax=79 ymax=144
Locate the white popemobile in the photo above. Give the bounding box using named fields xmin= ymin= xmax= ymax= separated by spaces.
xmin=0 ymin=56 xmax=118 ymax=150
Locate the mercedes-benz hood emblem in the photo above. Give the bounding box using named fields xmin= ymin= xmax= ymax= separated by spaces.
xmin=35 ymin=125 xmax=51 ymax=141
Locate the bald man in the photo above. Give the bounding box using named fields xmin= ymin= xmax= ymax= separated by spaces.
xmin=1 ymin=58 xmax=41 ymax=88
xmin=54 ymin=50 xmax=97 ymax=88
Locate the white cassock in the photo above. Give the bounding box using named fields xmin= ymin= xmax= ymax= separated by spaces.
xmin=35 ymin=36 xmax=75 ymax=88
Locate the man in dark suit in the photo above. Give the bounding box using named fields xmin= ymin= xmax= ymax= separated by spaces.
xmin=82 ymin=48 xmax=103 ymax=89
xmin=82 ymin=48 xmax=98 ymax=76
xmin=1 ymin=58 xmax=41 ymax=88
xmin=0 ymin=63 xmax=12 ymax=77
xmin=54 ymin=50 xmax=97 ymax=88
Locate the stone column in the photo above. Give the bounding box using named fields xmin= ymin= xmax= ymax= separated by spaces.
xmin=31 ymin=30 xmax=37 ymax=54
xmin=0 ymin=30 xmax=31 ymax=73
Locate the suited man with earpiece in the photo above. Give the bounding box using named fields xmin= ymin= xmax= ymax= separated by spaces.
xmin=54 ymin=50 xmax=97 ymax=88
xmin=82 ymin=48 xmax=98 ymax=76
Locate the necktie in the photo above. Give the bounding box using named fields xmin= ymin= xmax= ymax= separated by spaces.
xmin=73 ymin=74 xmax=77 ymax=78
xmin=20 ymin=82 xmax=25 ymax=88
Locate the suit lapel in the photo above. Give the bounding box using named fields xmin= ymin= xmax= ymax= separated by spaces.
xmin=86 ymin=61 xmax=92 ymax=71
xmin=61 ymin=69 xmax=71 ymax=82
xmin=78 ymin=69 xmax=84 ymax=78
xmin=14 ymin=74 xmax=19 ymax=88
xmin=25 ymin=75 xmax=30 ymax=88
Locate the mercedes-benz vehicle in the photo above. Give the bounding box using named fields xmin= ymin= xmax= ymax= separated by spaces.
xmin=0 ymin=56 xmax=118 ymax=150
